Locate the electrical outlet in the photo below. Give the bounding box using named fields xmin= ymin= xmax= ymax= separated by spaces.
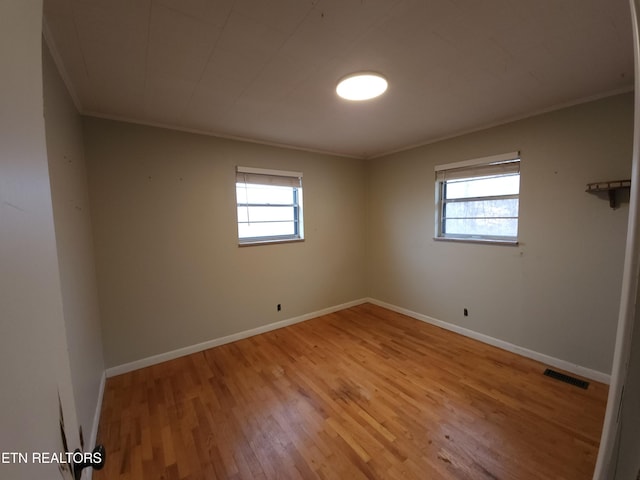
xmin=464 ymin=308 xmax=468 ymax=317
xmin=277 ymin=304 xmax=281 ymax=312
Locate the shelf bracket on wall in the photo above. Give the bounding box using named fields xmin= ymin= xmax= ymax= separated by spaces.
xmin=586 ymin=179 xmax=631 ymax=209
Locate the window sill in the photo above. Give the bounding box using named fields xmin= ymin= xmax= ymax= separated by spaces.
xmin=239 ymin=238 xmax=305 ymax=247
xmin=433 ymin=236 xmax=519 ymax=246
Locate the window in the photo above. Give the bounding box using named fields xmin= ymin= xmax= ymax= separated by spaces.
xmin=236 ymin=166 xmax=303 ymax=245
xmin=435 ymin=152 xmax=520 ymax=243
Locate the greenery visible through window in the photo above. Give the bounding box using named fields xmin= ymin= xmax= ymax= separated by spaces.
xmin=236 ymin=167 xmax=303 ymax=245
xmin=435 ymin=153 xmax=520 ymax=243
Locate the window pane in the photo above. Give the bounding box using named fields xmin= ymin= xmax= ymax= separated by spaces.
xmin=444 ymin=218 xmax=518 ymax=238
xmin=236 ymin=183 xmax=294 ymax=205
xmin=237 ymin=206 xmax=295 ymax=223
xmin=235 ymin=172 xmax=303 ymax=243
xmin=444 ymin=198 xmax=519 ymax=219
xmin=445 ymin=174 xmax=519 ymax=200
xmin=238 ymin=221 xmax=296 ymax=239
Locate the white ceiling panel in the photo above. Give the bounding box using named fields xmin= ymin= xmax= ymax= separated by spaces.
xmin=211 ymin=11 xmax=289 ymax=82
xmin=142 ymin=76 xmax=198 ymax=125
xmin=231 ymin=0 xmax=314 ymax=33
xmin=43 ymin=0 xmax=634 ymax=158
xmin=147 ymin=4 xmax=221 ymax=81
xmin=189 ymin=74 xmax=245 ymax=113
xmin=154 ymin=0 xmax=234 ymax=27
xmin=72 ymin=0 xmax=148 ymax=115
xmin=310 ymin=0 xmax=399 ymax=39
xmin=43 ymin=0 xmax=96 ymax=110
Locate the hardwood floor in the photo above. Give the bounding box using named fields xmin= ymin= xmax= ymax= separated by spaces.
xmin=95 ymin=303 xmax=608 ymax=480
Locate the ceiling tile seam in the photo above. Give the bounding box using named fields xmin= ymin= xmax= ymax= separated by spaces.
xmin=177 ymin=1 xmax=236 ymax=124
xmin=152 ymin=1 xmax=213 ymax=26
xmin=281 ymin=0 xmax=405 ymax=114
xmin=369 ymin=85 xmax=635 ymax=160
xmin=141 ymin=1 xmax=153 ymax=117
xmin=335 ymin=0 xmax=406 ymax=63
xmin=272 ymin=0 xmax=406 ymax=116
xmin=42 ymin=18 xmax=83 ymax=113
xmin=70 ymin=0 xmax=96 ymax=111
xmin=81 ymin=109 xmax=363 ymax=160
xmin=222 ymin=2 xmax=322 ymax=115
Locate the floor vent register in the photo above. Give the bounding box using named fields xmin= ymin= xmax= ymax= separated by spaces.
xmin=543 ymin=368 xmax=589 ymax=389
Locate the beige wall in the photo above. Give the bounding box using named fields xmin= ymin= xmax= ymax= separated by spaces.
xmin=85 ymin=94 xmax=632 ymax=375
xmin=0 ymin=1 xmax=81 ymax=477
xmin=43 ymin=42 xmax=105 ymax=444
xmin=84 ymin=118 xmax=368 ymax=368
xmin=367 ymin=93 xmax=634 ymax=375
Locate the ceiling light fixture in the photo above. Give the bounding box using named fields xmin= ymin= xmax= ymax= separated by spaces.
xmin=336 ymin=72 xmax=388 ymax=101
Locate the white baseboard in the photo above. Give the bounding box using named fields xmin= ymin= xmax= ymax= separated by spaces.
xmin=105 ymin=296 xmax=610 ymax=384
xmin=85 ymin=371 xmax=106 ymax=480
xmin=366 ymin=298 xmax=611 ymax=384
xmin=106 ymin=298 xmax=369 ymax=378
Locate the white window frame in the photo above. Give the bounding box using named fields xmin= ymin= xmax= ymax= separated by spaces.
xmin=236 ymin=166 xmax=304 ymax=246
xmin=434 ymin=152 xmax=520 ymax=245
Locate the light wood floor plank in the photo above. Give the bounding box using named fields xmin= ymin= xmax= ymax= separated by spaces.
xmin=95 ymin=303 xmax=607 ymax=479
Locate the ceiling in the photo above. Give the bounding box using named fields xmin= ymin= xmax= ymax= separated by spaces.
xmin=43 ymin=0 xmax=634 ymax=159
